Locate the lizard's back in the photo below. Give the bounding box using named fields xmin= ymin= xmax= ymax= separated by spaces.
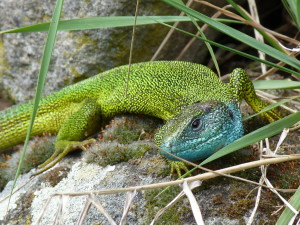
xmin=0 ymin=61 xmax=232 ymax=150
xmin=93 ymin=61 xmax=232 ymax=119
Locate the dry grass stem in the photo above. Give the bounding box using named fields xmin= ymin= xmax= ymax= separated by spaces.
xmin=37 ymin=155 xmax=300 ymax=198
xmin=248 ymin=0 xmax=266 ymax=73
xmin=194 ymin=0 xmax=300 ymax=46
xmin=124 ymin=0 xmax=139 ymax=95
xmin=254 ymin=51 xmax=300 ymax=80
xmin=151 ymin=0 xmax=194 ymax=61
xmin=256 ymin=90 xmax=297 ymax=113
xmin=33 ymin=195 xmax=53 ymax=225
xmin=120 ymin=190 xmax=137 ymax=225
xmin=77 ymin=196 xmax=92 ymax=225
xmin=150 ymin=180 xmax=203 ymax=225
xmin=176 ymin=5 xmax=232 ymax=61
xmin=29 ymin=153 xmax=299 ymax=224
xmin=89 ymin=194 xmax=117 ymax=225
xmin=182 ymin=180 xmax=204 ymax=224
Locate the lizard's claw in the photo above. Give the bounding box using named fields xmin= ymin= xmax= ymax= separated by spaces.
xmin=169 ymin=160 xmax=190 ymax=177
xmin=33 ymin=138 xmax=96 ymax=176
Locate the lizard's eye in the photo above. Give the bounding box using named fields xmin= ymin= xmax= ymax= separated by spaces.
xmin=191 ymin=119 xmax=202 ymax=131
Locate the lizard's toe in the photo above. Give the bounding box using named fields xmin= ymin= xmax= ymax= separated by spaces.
xmin=169 ymin=160 xmax=190 ymax=177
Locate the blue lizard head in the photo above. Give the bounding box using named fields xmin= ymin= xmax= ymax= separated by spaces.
xmin=154 ymin=100 xmax=243 ymax=161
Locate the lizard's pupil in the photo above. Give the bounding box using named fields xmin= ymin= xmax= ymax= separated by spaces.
xmin=191 ymin=119 xmax=201 ymax=130
xmin=229 ymin=110 xmax=234 ymax=120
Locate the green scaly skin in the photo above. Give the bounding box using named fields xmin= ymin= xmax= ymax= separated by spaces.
xmin=0 ymin=61 xmax=280 ymax=174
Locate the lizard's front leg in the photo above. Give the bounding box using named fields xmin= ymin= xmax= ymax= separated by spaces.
xmin=35 ymin=99 xmax=102 ymax=175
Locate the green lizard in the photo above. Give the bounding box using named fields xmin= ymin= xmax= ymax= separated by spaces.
xmin=0 ymin=61 xmax=279 ymax=174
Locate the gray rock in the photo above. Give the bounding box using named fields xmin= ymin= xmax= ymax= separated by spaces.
xmin=0 ymin=0 xmax=236 ymax=103
xmin=0 ymin=114 xmax=287 ymax=225
xmin=0 ymin=152 xmax=173 ymax=224
xmin=0 ymin=0 xmax=179 ymax=102
xmin=0 ymin=148 xmax=276 ymax=225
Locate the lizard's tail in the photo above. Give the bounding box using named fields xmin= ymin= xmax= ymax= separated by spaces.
xmin=0 ymin=86 xmax=88 ymax=152
xmin=0 ymin=102 xmax=34 ymax=150
xmin=0 ymin=98 xmax=63 ymax=151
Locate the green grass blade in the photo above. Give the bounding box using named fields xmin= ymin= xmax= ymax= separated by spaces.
xmin=0 ymin=16 xmax=193 ymax=34
xmin=227 ymin=0 xmax=284 ymax=51
xmin=198 ymin=27 xmax=220 ymax=76
xmin=7 ymin=0 xmax=63 ymax=208
xmin=200 ymin=111 xmax=300 ymax=165
xmin=177 ymin=0 xmax=221 ymax=75
xmin=253 ymin=80 xmax=300 ymax=89
xmin=282 ymin=0 xmax=300 ymax=29
xmin=276 ymin=185 xmax=300 ymax=225
xmin=162 ymin=0 xmax=300 ymax=70
xmin=243 ymin=96 xmax=300 ymax=121
xmin=159 ymin=21 xmax=300 ymax=76
xmin=296 ymin=0 xmax=300 ymax=27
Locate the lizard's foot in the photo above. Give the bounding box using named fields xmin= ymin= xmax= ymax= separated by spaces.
xmin=34 ymin=138 xmax=96 ymax=176
xmin=169 ymin=160 xmax=190 ymax=177
xmin=262 ymin=110 xmax=281 ymax=123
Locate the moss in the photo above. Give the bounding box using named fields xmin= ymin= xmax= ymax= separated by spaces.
xmin=144 ymin=186 xmax=189 ymax=224
xmin=2 ymin=192 xmax=34 ymax=225
xmin=212 ymin=194 xmax=224 ymax=205
xmin=85 ymin=115 xmax=162 ymax=167
xmin=257 ymin=191 xmax=282 ymax=223
xmin=145 ymin=155 xmax=170 ymax=177
xmin=217 ymin=186 xmax=254 ymax=221
xmin=21 ymin=136 xmax=56 ymax=173
xmin=74 ymin=33 xmax=97 ymax=50
xmin=88 ymin=141 xmax=154 ymax=166
xmin=100 ymin=116 xmax=159 ymax=143
xmin=267 ymin=156 xmax=300 ymax=190
xmin=64 ymin=65 xmax=89 ymax=85
xmin=226 ymin=198 xmax=255 ymax=219
xmin=68 ymin=66 xmax=89 ymax=84
xmin=203 ymin=177 xmax=288 ymax=223
xmin=0 ymin=136 xmax=55 ymax=190
xmin=41 ymin=166 xmax=70 ymax=186
xmin=0 ymin=173 xmax=9 ymax=191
